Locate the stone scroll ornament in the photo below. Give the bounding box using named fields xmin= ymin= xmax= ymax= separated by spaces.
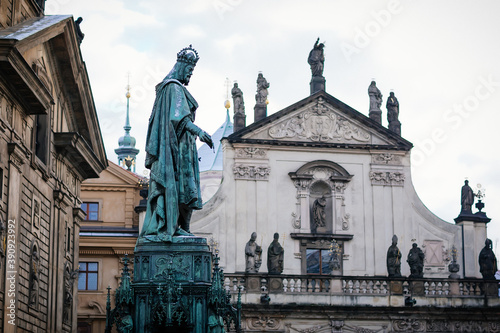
xmin=268 ymin=98 xmax=370 ymax=143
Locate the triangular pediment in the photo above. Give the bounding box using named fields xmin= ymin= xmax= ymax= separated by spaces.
xmin=228 ymin=91 xmax=412 ymax=150
xmin=83 ymin=160 xmax=143 ymax=186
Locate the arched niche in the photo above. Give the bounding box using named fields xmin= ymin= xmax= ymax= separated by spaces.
xmin=289 ymin=160 xmax=352 ymax=234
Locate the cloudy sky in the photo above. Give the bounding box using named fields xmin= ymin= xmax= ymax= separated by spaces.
xmin=47 ymin=0 xmax=500 ymax=252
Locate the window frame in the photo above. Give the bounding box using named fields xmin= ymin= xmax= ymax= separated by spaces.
xmin=306 ymin=248 xmax=333 ymax=275
xmin=78 ymin=261 xmax=99 ymax=291
xmin=81 ymin=202 xmax=100 ymax=221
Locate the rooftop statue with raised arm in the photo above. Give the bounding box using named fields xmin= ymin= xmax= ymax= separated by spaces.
xmin=141 ymin=45 xmax=213 ymax=243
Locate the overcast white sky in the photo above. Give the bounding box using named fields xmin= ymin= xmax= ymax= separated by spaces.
xmin=47 ymin=0 xmax=500 ymax=254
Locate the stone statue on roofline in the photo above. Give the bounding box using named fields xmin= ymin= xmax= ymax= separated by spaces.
xmin=140 ymin=45 xmax=213 ymax=243
xmin=245 ymin=232 xmax=262 ymax=273
xmin=308 ymin=37 xmax=325 ymax=78
xmin=479 ymin=238 xmax=498 ymax=280
xmin=368 ymin=81 xmax=383 ymax=123
xmin=231 ymin=82 xmax=245 ymax=115
xmin=407 ymin=243 xmax=425 ymax=278
xmin=387 ymin=235 xmax=402 ymax=278
xmin=267 ymin=233 xmax=284 ymax=274
xmin=460 ymin=180 xmax=475 ymax=215
xmin=255 ymin=73 xmax=269 ymax=105
xmin=386 ymin=91 xmax=401 ymax=135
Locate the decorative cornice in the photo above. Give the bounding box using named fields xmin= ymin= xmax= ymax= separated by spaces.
xmin=0 ymin=39 xmax=53 ymax=114
xmin=53 ymin=132 xmax=105 ymax=179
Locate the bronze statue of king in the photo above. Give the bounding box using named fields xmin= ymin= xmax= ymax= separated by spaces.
xmin=141 ymin=45 xmax=213 ymax=242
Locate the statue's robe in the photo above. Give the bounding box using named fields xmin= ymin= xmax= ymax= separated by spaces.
xmin=142 ymin=79 xmax=202 ymax=242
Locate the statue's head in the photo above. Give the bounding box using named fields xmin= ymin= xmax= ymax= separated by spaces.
xmin=392 ymin=235 xmax=398 ymax=245
xmin=234 ymin=83 xmax=238 ymax=88
xmin=464 ymin=180 xmax=469 ymax=185
xmin=412 ymin=243 xmax=417 ymax=249
xmin=486 ymin=238 xmax=492 ymax=248
xmin=389 ymin=91 xmax=395 ymax=97
xmin=250 ymin=232 xmax=257 ymax=241
xmin=273 ymin=232 xmax=279 ymax=240
xmin=166 ymin=45 xmax=200 ymax=85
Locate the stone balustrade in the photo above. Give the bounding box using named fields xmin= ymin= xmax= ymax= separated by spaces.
xmin=223 ymin=273 xmax=500 ymax=307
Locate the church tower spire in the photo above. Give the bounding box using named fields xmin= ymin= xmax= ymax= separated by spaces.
xmin=115 ymin=76 xmax=139 ymax=172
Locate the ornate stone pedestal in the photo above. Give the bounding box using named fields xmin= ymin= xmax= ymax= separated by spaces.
xmin=254 ymin=103 xmax=267 ymax=123
xmin=133 ymin=237 xmax=212 ymax=332
xmin=233 ymin=113 xmax=246 ymax=133
xmin=310 ymin=76 xmax=325 ymax=94
xmin=106 ymin=237 xmax=241 ymax=333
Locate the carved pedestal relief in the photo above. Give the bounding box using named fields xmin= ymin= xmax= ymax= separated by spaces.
xmin=289 ymin=160 xmax=352 ymax=234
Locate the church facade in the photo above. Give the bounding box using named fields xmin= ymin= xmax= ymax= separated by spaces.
xmin=192 ymin=72 xmax=499 ymax=331
xmin=0 ymin=3 xmax=107 ymax=332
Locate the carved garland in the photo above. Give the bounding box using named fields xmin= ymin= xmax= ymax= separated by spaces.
xmin=233 ymin=164 xmax=270 ymax=180
xmin=235 ymin=147 xmax=267 ymax=159
xmin=369 ymin=171 xmax=405 ymax=186
xmin=371 ymin=153 xmax=403 ymax=165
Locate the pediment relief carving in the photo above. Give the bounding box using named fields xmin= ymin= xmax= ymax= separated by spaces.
xmin=268 ymin=97 xmax=370 ymax=143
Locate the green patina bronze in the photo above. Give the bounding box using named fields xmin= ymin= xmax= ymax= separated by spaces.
xmin=141 ymin=45 xmax=213 ymax=242
xmin=106 ymin=46 xmax=240 ymax=333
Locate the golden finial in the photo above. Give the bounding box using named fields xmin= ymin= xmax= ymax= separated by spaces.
xmin=126 ymin=72 xmax=131 ymax=99
xmin=224 ymin=77 xmax=231 ymax=110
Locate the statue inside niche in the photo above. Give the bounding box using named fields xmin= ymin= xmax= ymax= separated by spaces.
xmin=386 ymin=235 xmax=402 ymax=278
xmin=407 ymin=243 xmax=425 ymax=278
xmin=267 ymin=233 xmax=284 ymax=274
xmin=29 ymin=244 xmax=40 ymax=308
xmin=245 ymin=232 xmax=262 ymax=273
xmin=312 ymin=196 xmax=327 ymax=233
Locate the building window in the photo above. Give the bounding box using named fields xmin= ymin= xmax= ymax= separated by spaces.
xmin=34 ymin=114 xmax=49 ymax=164
xmin=81 ymin=202 xmax=99 ymax=221
xmin=306 ymin=249 xmax=333 ymax=275
xmin=66 ymin=226 xmax=71 ymax=253
xmin=78 ymin=262 xmax=98 ymax=290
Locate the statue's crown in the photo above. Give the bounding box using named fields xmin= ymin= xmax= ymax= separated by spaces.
xmin=177 ymin=45 xmax=199 ymax=65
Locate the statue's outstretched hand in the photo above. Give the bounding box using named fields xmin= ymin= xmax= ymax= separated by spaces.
xmin=199 ymin=131 xmax=213 ymax=149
